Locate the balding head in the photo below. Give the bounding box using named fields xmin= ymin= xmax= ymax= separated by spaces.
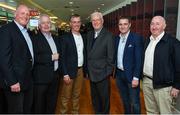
xmin=14 ymin=4 xmax=30 ymax=27
xmin=150 ymin=16 xmax=166 ymax=38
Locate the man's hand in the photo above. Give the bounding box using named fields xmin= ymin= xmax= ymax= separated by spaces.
xmin=63 ymin=75 xmax=71 ymax=85
xmin=52 ymin=53 xmax=59 ymax=61
xmin=132 ymin=79 xmax=139 ymax=88
xmin=10 ymin=82 xmax=20 ymax=92
xmin=170 ymin=88 xmax=179 ymax=98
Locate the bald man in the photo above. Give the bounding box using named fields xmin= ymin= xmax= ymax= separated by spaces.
xmin=143 ymin=16 xmax=180 ymax=114
xmin=0 ymin=4 xmax=33 ymax=113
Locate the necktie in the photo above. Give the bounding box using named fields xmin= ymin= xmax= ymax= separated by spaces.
xmin=122 ymin=36 xmax=126 ymax=43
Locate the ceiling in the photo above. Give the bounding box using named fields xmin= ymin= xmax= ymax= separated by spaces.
xmin=13 ymin=0 xmax=126 ymax=23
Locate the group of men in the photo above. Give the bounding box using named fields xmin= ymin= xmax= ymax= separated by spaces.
xmin=0 ymin=4 xmax=180 ymax=114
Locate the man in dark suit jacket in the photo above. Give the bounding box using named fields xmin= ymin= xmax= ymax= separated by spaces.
xmin=60 ymin=14 xmax=86 ymax=114
xmin=114 ymin=16 xmax=143 ymax=114
xmin=0 ymin=5 xmax=34 ymax=113
xmin=32 ymin=14 xmax=61 ymax=114
xmin=86 ymin=12 xmax=114 ymax=114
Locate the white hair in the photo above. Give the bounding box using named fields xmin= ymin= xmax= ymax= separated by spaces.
xmin=90 ymin=11 xmax=104 ymax=21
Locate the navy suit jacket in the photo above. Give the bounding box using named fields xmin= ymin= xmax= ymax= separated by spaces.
xmin=61 ymin=32 xmax=86 ymax=79
xmin=0 ymin=21 xmax=33 ymax=90
xmin=115 ymin=32 xmax=143 ymax=82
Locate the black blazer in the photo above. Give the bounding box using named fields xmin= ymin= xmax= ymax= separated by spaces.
xmin=144 ymin=33 xmax=180 ymax=89
xmin=0 ymin=21 xmax=33 ymax=90
xmin=86 ymin=28 xmax=115 ymax=82
xmin=61 ymin=32 xmax=86 ymax=79
xmin=32 ymin=32 xmax=61 ymax=84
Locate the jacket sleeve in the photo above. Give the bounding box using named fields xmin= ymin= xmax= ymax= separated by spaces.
xmin=61 ymin=36 xmax=68 ymax=76
xmin=0 ymin=27 xmax=17 ymax=86
xmin=173 ymin=38 xmax=180 ymax=89
xmin=133 ymin=35 xmax=144 ymax=79
xmin=106 ymin=33 xmax=115 ymax=76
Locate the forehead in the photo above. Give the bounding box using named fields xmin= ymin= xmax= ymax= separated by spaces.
xmin=91 ymin=14 xmax=101 ymax=20
xmin=16 ymin=6 xmax=29 ymax=13
xmin=71 ymin=17 xmax=81 ymax=21
xmin=41 ymin=16 xmax=50 ymax=21
xmin=151 ymin=17 xmax=164 ymax=23
xmin=119 ymin=19 xmax=129 ymax=23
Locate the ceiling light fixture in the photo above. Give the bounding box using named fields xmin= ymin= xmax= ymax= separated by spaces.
xmin=69 ymin=2 xmax=73 ymax=5
xmin=101 ymin=3 xmax=105 ymax=6
xmin=70 ymin=9 xmax=74 ymax=12
xmin=0 ymin=3 xmax=16 ymax=11
xmin=50 ymin=16 xmax=58 ymax=19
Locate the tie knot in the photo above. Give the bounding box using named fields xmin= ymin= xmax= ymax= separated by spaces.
xmin=122 ymin=36 xmax=126 ymax=43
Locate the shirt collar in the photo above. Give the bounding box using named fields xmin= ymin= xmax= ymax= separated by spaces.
xmin=14 ymin=20 xmax=26 ymax=31
xmin=119 ymin=30 xmax=130 ymax=39
xmin=95 ymin=27 xmax=103 ymax=34
xmin=150 ymin=31 xmax=165 ymax=41
xmin=42 ymin=32 xmax=51 ymax=38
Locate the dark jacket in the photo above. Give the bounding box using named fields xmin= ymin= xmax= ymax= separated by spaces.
xmin=144 ymin=33 xmax=180 ymax=89
xmin=61 ymin=32 xmax=86 ymax=79
xmin=0 ymin=21 xmax=33 ymax=90
xmin=115 ymin=32 xmax=144 ymax=82
xmin=32 ymin=32 xmax=61 ymax=84
xmin=86 ymin=27 xmax=115 ymax=82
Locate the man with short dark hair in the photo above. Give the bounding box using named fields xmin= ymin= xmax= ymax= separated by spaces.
xmin=114 ymin=16 xmax=143 ymax=114
xmin=60 ymin=14 xmax=86 ymax=114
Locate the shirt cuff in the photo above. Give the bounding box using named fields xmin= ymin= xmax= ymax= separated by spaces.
xmin=133 ymin=77 xmax=139 ymax=80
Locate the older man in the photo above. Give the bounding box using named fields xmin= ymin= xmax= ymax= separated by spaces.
xmin=0 ymin=5 xmax=34 ymax=113
xmin=143 ymin=16 xmax=180 ymax=114
xmin=32 ymin=14 xmax=61 ymax=114
xmin=86 ymin=12 xmax=114 ymax=114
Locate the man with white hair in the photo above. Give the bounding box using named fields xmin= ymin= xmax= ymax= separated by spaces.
xmin=143 ymin=16 xmax=180 ymax=114
xmin=32 ymin=14 xmax=61 ymax=113
xmin=86 ymin=12 xmax=115 ymax=114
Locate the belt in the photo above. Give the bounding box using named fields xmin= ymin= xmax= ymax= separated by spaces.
xmin=78 ymin=66 xmax=82 ymax=69
xmin=144 ymin=75 xmax=152 ymax=80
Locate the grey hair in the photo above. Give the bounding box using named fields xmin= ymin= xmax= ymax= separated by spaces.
xmin=90 ymin=11 xmax=104 ymax=21
xmin=38 ymin=14 xmax=51 ymax=25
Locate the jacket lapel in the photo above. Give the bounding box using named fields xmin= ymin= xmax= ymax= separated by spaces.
xmin=89 ymin=28 xmax=105 ymax=54
xmin=123 ymin=32 xmax=132 ymax=57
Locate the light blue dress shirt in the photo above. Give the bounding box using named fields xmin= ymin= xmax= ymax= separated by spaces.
xmin=117 ymin=34 xmax=128 ymax=70
xmin=14 ymin=20 xmax=34 ymax=64
xmin=43 ymin=33 xmax=58 ymax=71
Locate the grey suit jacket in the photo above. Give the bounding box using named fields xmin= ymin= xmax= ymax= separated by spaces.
xmin=86 ymin=27 xmax=115 ymax=82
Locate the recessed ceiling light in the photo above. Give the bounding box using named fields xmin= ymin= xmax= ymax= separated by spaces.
xmin=69 ymin=1 xmax=73 ymax=5
xmin=70 ymin=9 xmax=74 ymax=12
xmin=101 ymin=3 xmax=104 ymax=6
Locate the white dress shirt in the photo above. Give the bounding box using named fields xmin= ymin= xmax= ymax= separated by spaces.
xmin=143 ymin=31 xmax=165 ymax=77
xmin=73 ymin=33 xmax=84 ymax=67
